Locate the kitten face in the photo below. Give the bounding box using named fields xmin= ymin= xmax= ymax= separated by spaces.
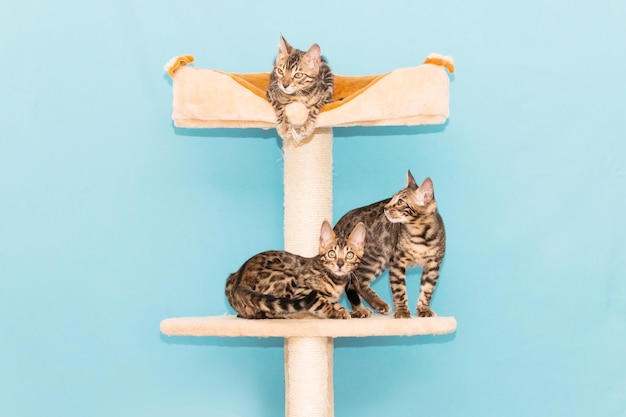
xmin=319 ymin=221 xmax=366 ymax=277
xmin=384 ymin=172 xmax=435 ymax=223
xmin=274 ymin=36 xmax=322 ymax=95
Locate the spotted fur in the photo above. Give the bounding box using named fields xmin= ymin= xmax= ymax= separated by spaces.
xmin=266 ymin=35 xmax=334 ymax=142
xmin=225 ymin=221 xmax=365 ymax=319
xmin=334 ymin=171 xmax=446 ymax=318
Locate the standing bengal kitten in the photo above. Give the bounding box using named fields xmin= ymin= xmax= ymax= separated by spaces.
xmin=334 ymin=171 xmax=446 ymax=318
xmin=225 ymin=221 xmax=365 ymax=319
xmin=266 ymin=35 xmax=334 ymax=142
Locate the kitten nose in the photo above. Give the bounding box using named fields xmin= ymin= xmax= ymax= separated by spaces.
xmin=282 ymin=80 xmax=290 ymax=88
xmin=336 ymin=260 xmax=344 ymax=269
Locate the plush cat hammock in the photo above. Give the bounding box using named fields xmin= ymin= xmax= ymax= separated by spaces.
xmin=161 ymin=52 xmax=457 ymax=417
xmin=166 ymin=53 xmax=453 ymax=130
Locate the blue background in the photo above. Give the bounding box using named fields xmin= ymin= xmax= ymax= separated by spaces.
xmin=1 ymin=1 xmax=625 ymax=416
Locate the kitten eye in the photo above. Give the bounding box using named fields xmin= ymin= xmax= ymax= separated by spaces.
xmin=327 ymin=250 xmax=336 ymax=258
xmin=346 ymin=252 xmax=354 ymax=260
xmin=276 ymin=68 xmax=284 ymax=76
xmin=293 ymin=72 xmax=304 ymax=79
xmin=397 ymin=199 xmax=406 ymax=206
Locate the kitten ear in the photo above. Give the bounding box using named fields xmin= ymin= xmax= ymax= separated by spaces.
xmin=278 ymin=34 xmax=292 ymax=59
xmin=303 ymin=43 xmax=322 ymax=68
xmin=319 ymin=220 xmax=336 ymax=247
xmin=415 ymin=178 xmax=435 ymax=205
xmin=406 ymin=170 xmax=418 ymax=189
xmin=348 ymin=222 xmax=366 ymax=252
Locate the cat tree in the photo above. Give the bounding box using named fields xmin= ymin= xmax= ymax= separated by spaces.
xmin=160 ymin=52 xmax=456 ymax=417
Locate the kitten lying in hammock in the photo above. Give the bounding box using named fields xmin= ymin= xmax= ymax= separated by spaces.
xmin=266 ymin=35 xmax=334 ymax=142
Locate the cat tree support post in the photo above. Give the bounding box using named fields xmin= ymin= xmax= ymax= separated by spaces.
xmin=283 ymin=128 xmax=334 ymax=417
xmin=160 ymin=53 xmax=457 ymax=417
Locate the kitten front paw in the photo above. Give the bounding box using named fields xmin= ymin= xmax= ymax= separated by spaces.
xmin=290 ymin=126 xmax=305 ymax=142
xmin=276 ymin=123 xmax=293 ymax=141
xmin=350 ymin=307 xmax=372 ymax=318
xmin=393 ymin=309 xmax=412 ymax=319
xmin=289 ymin=120 xmax=316 ymax=142
xmin=371 ymin=300 xmax=391 ymax=315
xmin=329 ymin=309 xmax=351 ymax=319
xmin=278 ymin=124 xmax=310 ymax=143
xmin=417 ymin=306 xmax=436 ymax=317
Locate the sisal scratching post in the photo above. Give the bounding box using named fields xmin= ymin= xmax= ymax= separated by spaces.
xmin=285 ymin=337 xmax=334 ymax=417
xmin=283 ymin=127 xmax=333 ymax=255
xmin=282 ymin=127 xmax=334 ymax=417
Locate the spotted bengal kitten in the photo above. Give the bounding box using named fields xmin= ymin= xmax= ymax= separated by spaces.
xmin=225 ymin=220 xmax=365 ymax=319
xmin=266 ymin=35 xmax=334 ymax=142
xmin=334 ymin=171 xmax=446 ymax=318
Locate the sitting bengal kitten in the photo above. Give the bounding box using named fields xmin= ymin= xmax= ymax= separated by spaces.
xmin=266 ymin=35 xmax=334 ymax=142
xmin=334 ymin=171 xmax=446 ymax=318
xmin=225 ymin=220 xmax=365 ymax=319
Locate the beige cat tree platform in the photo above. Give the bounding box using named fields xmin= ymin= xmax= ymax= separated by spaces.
xmin=161 ymin=52 xmax=457 ymax=417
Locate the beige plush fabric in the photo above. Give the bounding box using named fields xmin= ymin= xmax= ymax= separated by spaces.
xmin=160 ymin=315 xmax=457 ymax=338
xmin=166 ymin=53 xmax=453 ymax=129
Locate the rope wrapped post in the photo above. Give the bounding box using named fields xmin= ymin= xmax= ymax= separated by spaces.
xmin=285 ymin=336 xmax=334 ymax=417
xmin=282 ymin=127 xmax=334 ymax=417
xmin=283 ymin=127 xmax=333 ymax=254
